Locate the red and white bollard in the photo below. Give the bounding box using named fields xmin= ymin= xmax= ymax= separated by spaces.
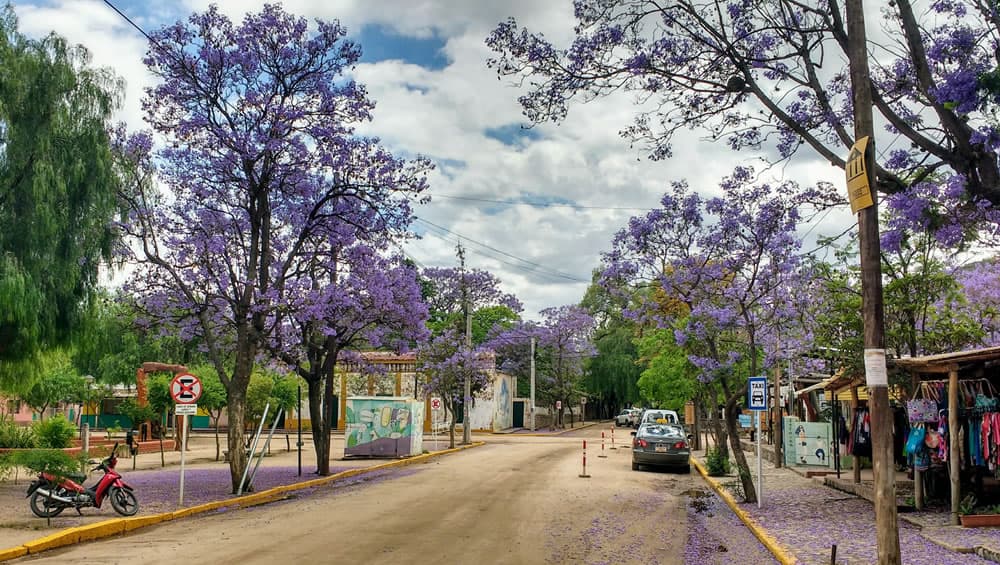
xmin=598 ymin=431 xmax=608 ymax=458
xmin=609 ymin=424 xmax=617 ymax=450
xmin=579 ymin=440 xmax=591 ymax=478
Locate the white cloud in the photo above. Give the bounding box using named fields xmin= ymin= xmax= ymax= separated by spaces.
xmin=10 ymin=0 xmax=855 ymax=320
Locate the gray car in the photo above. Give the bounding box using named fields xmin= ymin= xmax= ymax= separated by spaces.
xmin=631 ymin=423 xmax=690 ymax=473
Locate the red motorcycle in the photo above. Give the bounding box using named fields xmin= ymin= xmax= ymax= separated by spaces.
xmin=26 ymin=443 xmax=139 ymax=518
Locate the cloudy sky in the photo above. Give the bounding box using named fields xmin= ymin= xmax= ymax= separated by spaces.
xmin=11 ymin=0 xmax=855 ymax=319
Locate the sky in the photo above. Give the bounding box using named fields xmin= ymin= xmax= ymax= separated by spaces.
xmin=10 ymin=0 xmax=856 ymax=320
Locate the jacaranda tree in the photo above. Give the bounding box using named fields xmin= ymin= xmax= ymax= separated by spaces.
xmin=602 ymin=169 xmax=810 ymax=502
xmin=417 ymin=329 xmax=492 ymax=448
xmin=275 ymin=245 xmax=428 ymax=475
xmin=119 ymin=5 xmax=430 ymax=491
xmin=487 ymin=0 xmax=1000 ymax=248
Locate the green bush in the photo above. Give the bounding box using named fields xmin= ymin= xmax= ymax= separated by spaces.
xmin=10 ymin=449 xmax=85 ymax=479
xmin=705 ymin=446 xmax=731 ymax=476
xmin=33 ymin=415 xmax=76 ymax=449
xmin=0 ymin=418 xmax=37 ymax=448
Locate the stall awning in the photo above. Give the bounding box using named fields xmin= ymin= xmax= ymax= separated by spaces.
xmin=892 ymin=345 xmax=1000 ymax=375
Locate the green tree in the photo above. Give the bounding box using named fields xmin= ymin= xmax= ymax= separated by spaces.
xmin=580 ymin=275 xmax=641 ymax=416
xmin=20 ymin=352 xmax=84 ymax=420
xmin=0 ymin=7 xmax=124 ymax=378
xmin=634 ymin=329 xmax=697 ymax=411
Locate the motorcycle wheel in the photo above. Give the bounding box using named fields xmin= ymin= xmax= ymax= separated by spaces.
xmin=110 ymin=487 xmax=139 ymax=516
xmin=29 ymin=490 xmax=66 ymax=518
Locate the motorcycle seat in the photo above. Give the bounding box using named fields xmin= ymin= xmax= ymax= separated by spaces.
xmin=66 ymin=472 xmax=87 ymax=483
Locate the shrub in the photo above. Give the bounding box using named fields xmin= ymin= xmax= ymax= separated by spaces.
xmin=0 ymin=418 xmax=37 ymax=449
xmin=33 ymin=415 xmax=76 ymax=449
xmin=10 ymin=449 xmax=86 ymax=479
xmin=705 ymin=446 xmax=731 ymax=476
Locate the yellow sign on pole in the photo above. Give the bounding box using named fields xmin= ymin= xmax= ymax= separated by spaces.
xmin=845 ymin=136 xmax=874 ymax=213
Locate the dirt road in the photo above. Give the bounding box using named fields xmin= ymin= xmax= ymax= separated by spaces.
xmin=11 ymin=427 xmax=772 ymax=564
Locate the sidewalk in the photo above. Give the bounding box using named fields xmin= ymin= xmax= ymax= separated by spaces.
xmin=693 ymin=447 xmax=1000 ymax=564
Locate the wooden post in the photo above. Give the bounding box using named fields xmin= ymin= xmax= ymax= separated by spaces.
xmin=851 ymin=386 xmax=861 ymax=484
xmin=914 ymin=467 xmax=924 ymax=510
xmin=846 ymin=0 xmax=900 ymax=561
xmin=395 ymin=372 xmax=402 ymax=396
xmin=949 ymin=368 xmax=960 ymax=525
xmin=338 ymin=373 xmax=347 ymax=430
xmin=774 ymin=361 xmax=783 ymax=468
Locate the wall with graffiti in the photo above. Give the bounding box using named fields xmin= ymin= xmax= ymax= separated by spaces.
xmin=492 ymin=373 xmax=514 ymax=432
xmin=345 ymin=397 xmax=424 ymax=457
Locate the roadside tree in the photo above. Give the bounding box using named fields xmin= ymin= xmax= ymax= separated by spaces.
xmin=0 ymin=8 xmax=124 ymax=378
xmin=119 ymin=5 xmax=430 ymax=491
xmin=417 ymin=329 xmax=492 ymax=448
xmin=488 ymin=0 xmax=1000 ymax=246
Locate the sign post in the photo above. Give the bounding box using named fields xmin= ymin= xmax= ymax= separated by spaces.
xmin=748 ymin=376 xmax=768 ymax=508
xmin=431 ymin=397 xmax=442 ymax=449
xmin=170 ymin=373 xmax=202 ymax=506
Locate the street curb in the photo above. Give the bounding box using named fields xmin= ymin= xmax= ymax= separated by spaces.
xmin=0 ymin=442 xmax=485 ymax=561
xmin=691 ymin=458 xmax=798 ymax=565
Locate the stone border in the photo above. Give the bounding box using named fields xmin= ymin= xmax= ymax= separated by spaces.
xmin=691 ymin=457 xmax=798 ymax=565
xmin=0 ymin=442 xmax=485 ymax=562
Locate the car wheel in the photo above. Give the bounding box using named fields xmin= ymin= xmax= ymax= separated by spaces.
xmin=681 ymin=465 xmax=691 ymax=474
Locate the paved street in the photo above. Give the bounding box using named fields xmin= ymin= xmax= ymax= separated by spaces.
xmin=5 ymin=425 xmax=774 ymax=564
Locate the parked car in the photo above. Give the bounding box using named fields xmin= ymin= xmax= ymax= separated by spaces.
xmin=615 ymin=410 xmax=633 ymax=427
xmin=638 ymin=409 xmax=680 ymax=428
xmin=631 ymin=423 xmax=690 ymax=473
xmin=627 ymin=408 xmax=642 ymax=427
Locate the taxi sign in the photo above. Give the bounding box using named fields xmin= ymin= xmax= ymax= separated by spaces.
xmin=748 ymin=377 xmax=768 ymax=411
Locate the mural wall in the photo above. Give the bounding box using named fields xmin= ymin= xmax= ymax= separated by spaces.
xmin=492 ymin=373 xmax=514 ymax=432
xmin=345 ymin=397 xmax=424 ymax=457
xmin=783 ymin=417 xmax=832 ymax=467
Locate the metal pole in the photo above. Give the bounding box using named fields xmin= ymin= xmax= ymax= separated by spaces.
xmin=179 ymin=413 xmax=188 ymax=506
xmin=238 ymin=403 xmax=269 ymax=496
xmin=246 ymin=408 xmax=283 ymax=492
xmin=530 ymin=337 xmax=536 ymax=432
xmin=463 ymin=298 xmax=472 ymax=445
xmin=846 ymin=0 xmax=899 ymax=560
xmin=756 ymin=410 xmax=763 ymax=508
xmin=297 ymin=385 xmax=302 ymax=477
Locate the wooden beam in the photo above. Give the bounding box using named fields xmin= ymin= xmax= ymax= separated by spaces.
xmin=851 ymin=386 xmax=861 ymax=484
xmin=949 ymin=369 xmax=960 ymax=526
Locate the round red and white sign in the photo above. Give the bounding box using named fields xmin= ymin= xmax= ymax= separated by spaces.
xmin=430 ymin=397 xmax=442 ymax=411
xmin=170 ymin=373 xmax=202 ymax=404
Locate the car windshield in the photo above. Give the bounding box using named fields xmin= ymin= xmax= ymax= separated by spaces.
xmin=640 ymin=425 xmax=683 ymax=438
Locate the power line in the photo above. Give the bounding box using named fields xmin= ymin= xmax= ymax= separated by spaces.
xmin=428 ymin=193 xmax=653 ymax=212
xmin=414 ymin=218 xmax=589 ymax=283
xmin=102 ymin=0 xmax=153 ymax=41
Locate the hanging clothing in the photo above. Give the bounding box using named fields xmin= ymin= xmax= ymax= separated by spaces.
xmin=852 ymin=408 xmax=872 ymax=459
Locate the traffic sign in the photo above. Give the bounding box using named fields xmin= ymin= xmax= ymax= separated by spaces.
xmin=175 ymin=404 xmax=197 ymax=416
xmin=170 ymin=373 xmax=202 ymax=404
xmin=430 ymin=397 xmax=442 ymax=411
xmin=556 ymin=400 xmax=562 ymax=410
xmin=748 ymin=377 xmax=768 ymax=411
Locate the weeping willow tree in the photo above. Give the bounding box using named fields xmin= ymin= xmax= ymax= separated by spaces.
xmin=0 ymin=6 xmax=124 ymax=385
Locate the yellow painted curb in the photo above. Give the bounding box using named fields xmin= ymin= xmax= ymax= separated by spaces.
xmin=122 ymin=514 xmax=165 ymax=532
xmin=691 ymin=458 xmax=798 ymax=565
xmin=22 ymin=528 xmax=80 ymax=554
xmin=1 ymin=441 xmax=486 ymax=562
xmin=74 ymin=520 xmax=125 ymax=543
xmin=0 ymin=547 xmax=26 ymax=561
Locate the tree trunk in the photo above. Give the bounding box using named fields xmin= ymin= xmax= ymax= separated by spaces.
xmin=318 ymin=367 xmax=337 ymax=475
xmin=447 ymin=403 xmax=457 ymax=449
xmin=725 ymin=393 xmax=757 ymax=504
xmin=226 ymin=386 xmax=249 ymax=493
xmin=307 ymin=378 xmax=329 ymax=475
xmin=214 ymin=417 xmax=221 ymax=461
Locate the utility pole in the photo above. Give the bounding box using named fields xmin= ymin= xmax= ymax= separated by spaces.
xmin=530 ymin=336 xmax=536 ymax=432
xmin=458 ymin=243 xmax=472 ymax=445
xmin=845 ymin=1 xmax=900 ymax=563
